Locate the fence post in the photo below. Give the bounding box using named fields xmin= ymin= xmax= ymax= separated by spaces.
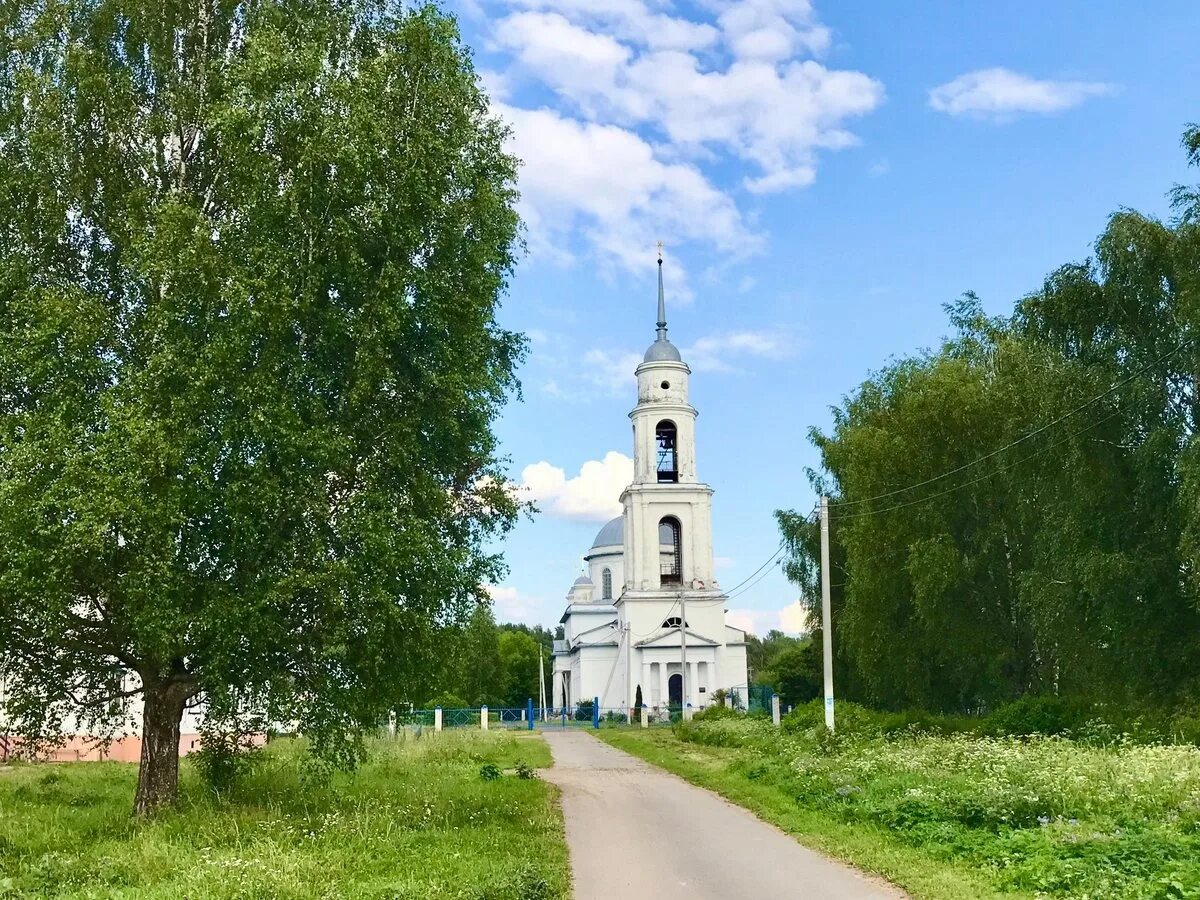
xmin=592 ymin=696 xmax=600 ymax=729
xmin=480 ymin=705 xmax=488 ymax=731
xmin=527 ymin=698 xmax=534 ymax=731
xmin=771 ymin=694 xmax=781 ymax=727
xmin=434 ymin=707 xmax=443 ymax=732
xmin=640 ymin=706 xmax=648 ymax=728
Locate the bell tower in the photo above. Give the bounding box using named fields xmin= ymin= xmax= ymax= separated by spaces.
xmin=620 ymin=250 xmax=717 ymax=596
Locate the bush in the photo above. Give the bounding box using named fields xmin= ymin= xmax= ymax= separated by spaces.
xmin=514 ymin=760 xmax=536 ymax=780
xmin=574 ymin=699 xmax=594 ymax=722
xmin=983 ymin=696 xmax=1095 ymax=738
xmin=602 ymin=710 xmax=627 ymax=724
xmin=427 ymin=693 xmax=470 ymax=710
xmin=479 ymin=763 xmax=502 ymax=781
xmin=191 ymin=733 xmax=262 ymax=795
xmin=691 ymin=704 xmax=740 ymax=722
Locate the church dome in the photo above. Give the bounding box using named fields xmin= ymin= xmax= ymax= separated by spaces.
xmin=591 ymin=515 xmax=624 ymax=549
xmin=643 ymin=338 xmax=682 ymax=363
xmin=573 ymin=575 xmax=593 ymax=586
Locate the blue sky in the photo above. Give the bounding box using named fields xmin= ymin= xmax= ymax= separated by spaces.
xmin=448 ymin=0 xmax=1200 ymax=632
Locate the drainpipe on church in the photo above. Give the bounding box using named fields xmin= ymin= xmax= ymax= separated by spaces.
xmin=679 ymin=589 xmax=690 ymax=721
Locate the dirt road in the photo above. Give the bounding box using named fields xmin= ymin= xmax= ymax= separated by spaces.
xmin=542 ymin=730 xmax=904 ymax=899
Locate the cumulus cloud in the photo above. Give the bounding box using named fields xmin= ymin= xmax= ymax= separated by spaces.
xmin=929 ymin=68 xmax=1113 ymax=119
xmin=485 ymin=1 xmax=884 ymax=279
xmin=683 ymin=330 xmax=793 ymax=372
xmin=485 ymin=585 xmax=544 ymax=623
xmin=727 ymin=600 xmax=809 ymax=636
xmin=520 ymin=451 xmax=633 ymax=522
xmin=500 ymin=103 xmax=757 ymax=283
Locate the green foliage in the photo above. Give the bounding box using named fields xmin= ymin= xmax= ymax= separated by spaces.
xmin=426 ymin=693 xmax=471 ymax=711
xmin=777 ymin=130 xmax=1200 ymax=714
xmin=574 ymin=699 xmax=594 ymax=722
xmin=478 ymin=763 xmax=502 ymax=781
xmin=0 ymin=734 xmax=568 ymax=897
xmin=190 ymin=734 xmax=263 ymax=796
xmin=689 ymin=704 xmax=741 ymax=723
xmin=514 ymin=760 xmax=536 ymax=780
xmin=0 ymin=0 xmax=525 ymax=810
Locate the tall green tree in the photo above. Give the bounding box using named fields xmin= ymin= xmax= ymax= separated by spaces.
xmin=0 ymin=0 xmax=523 ymax=814
xmin=776 ymin=128 xmax=1200 ymax=713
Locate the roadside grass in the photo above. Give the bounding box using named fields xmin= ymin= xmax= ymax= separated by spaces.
xmin=0 ymin=730 xmax=567 ymax=899
xmin=598 ymin=721 xmax=1200 ymax=900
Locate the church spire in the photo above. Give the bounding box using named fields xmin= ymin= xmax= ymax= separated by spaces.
xmin=656 ymin=241 xmax=667 ymax=342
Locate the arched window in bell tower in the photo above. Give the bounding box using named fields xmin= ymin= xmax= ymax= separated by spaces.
xmin=655 ymin=420 xmax=678 ymax=483
xmin=602 ymin=567 xmax=613 ymax=600
xmin=659 ymin=517 xmax=682 ymax=585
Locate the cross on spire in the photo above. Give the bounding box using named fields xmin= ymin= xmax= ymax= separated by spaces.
xmin=656 ymin=242 xmax=668 ymax=342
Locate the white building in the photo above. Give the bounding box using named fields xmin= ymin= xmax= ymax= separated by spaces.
xmin=552 ymin=258 xmax=749 ymax=715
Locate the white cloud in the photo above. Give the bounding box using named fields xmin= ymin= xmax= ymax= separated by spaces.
xmin=520 ymin=451 xmax=633 ymax=522
xmin=779 ymin=599 xmax=809 ymax=633
xmin=486 ymin=1 xmax=884 ymax=278
xmin=727 ymin=600 xmax=809 ymax=636
xmin=683 ymin=330 xmax=793 ymax=372
xmin=486 ymin=584 xmax=542 ymax=623
xmin=500 ymin=103 xmax=758 ymax=283
xmin=929 ymin=68 xmax=1113 ymax=119
xmin=581 ymin=348 xmax=642 ymax=394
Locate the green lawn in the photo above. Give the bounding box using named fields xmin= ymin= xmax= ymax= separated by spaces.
xmin=598 ymin=721 xmax=1200 ymax=900
xmin=0 ymin=731 xmax=568 ymax=899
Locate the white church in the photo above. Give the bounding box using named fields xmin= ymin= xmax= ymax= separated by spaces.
xmin=551 ymin=257 xmax=749 ymax=716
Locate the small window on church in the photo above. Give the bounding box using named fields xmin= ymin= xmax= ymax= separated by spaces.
xmin=602 ymin=568 xmax=612 ymax=600
xmin=660 ymin=516 xmax=682 ymax=585
xmin=662 ymin=616 xmax=688 ymax=629
xmin=656 ymin=421 xmax=678 ymax=483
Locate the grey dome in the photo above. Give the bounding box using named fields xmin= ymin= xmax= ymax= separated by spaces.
xmin=643 ymin=339 xmax=682 ymax=363
xmin=573 ymin=575 xmax=592 ymax=586
xmin=591 ymin=515 xmax=624 ymax=548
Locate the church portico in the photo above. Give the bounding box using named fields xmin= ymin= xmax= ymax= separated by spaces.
xmin=551 ymin=252 xmax=748 ymax=716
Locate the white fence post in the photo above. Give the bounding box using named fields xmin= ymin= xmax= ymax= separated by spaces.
xmin=434 ymin=707 xmax=443 ymax=732
xmin=640 ymin=707 xmax=648 ymax=728
xmin=480 ymin=705 xmax=489 ymax=731
xmin=771 ymin=694 xmax=781 ymax=727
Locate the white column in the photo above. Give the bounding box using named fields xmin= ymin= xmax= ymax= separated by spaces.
xmin=434 ymin=707 xmax=443 ymax=732
xmin=640 ymin=707 xmax=649 ymax=728
xmin=480 ymin=706 xmax=488 ymax=731
xmin=772 ymin=694 xmax=781 ymax=727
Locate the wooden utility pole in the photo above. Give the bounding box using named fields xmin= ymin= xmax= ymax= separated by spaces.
xmin=820 ymin=495 xmax=835 ymax=731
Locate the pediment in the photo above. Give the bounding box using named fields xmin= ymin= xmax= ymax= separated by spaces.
xmin=635 ymin=627 xmax=719 ymax=649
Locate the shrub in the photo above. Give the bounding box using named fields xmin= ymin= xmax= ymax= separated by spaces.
xmin=191 ymin=733 xmax=262 ymax=795
xmin=602 ymin=710 xmax=627 ymax=724
xmin=691 ymin=704 xmax=740 ymax=722
xmin=984 ymin=696 xmax=1095 ymax=737
xmin=574 ymin=699 xmax=594 ymax=722
xmin=514 ymin=760 xmax=536 ymax=780
xmin=479 ymin=763 xmax=502 ymax=781
xmin=427 ymin=693 xmax=470 ymax=711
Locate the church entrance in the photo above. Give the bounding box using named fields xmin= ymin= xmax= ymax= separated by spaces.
xmin=668 ymin=673 xmax=683 ymax=707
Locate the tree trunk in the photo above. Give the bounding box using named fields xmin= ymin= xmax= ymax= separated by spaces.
xmin=133 ymin=681 xmax=189 ymax=816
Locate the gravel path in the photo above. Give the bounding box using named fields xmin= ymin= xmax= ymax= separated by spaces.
xmin=542 ymin=730 xmax=904 ymax=900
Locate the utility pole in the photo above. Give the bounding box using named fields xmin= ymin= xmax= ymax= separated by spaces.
xmin=820 ymin=495 xmax=835 ymax=731
xmin=679 ymin=589 xmax=690 ymax=720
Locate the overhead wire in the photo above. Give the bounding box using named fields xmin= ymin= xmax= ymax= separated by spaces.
xmin=830 ymin=406 xmax=1126 ymax=520
xmin=829 ymin=337 xmax=1193 ymax=509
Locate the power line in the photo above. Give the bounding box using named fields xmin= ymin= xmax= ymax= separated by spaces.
xmin=721 ymin=506 xmax=816 ymax=597
xmin=831 ymin=406 xmax=1125 ymax=520
xmin=830 ymin=338 xmax=1193 ymax=509
xmin=726 ymin=558 xmax=782 ymax=600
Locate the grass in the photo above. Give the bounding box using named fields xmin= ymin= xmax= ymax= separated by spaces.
xmin=598 ymin=718 xmax=1200 ymax=900
xmin=0 ymin=730 xmax=568 ymax=899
